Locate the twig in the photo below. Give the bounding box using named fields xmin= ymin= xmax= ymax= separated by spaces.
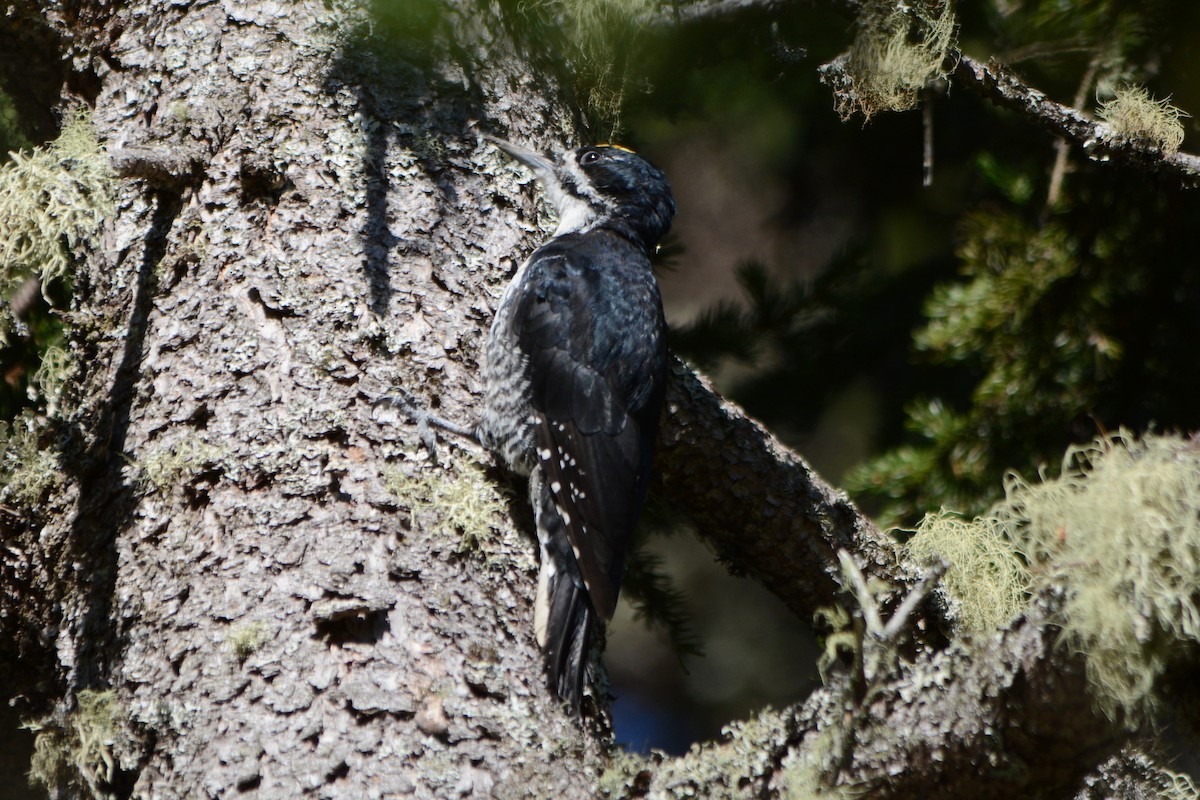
xmin=1046 ymin=52 xmax=1103 ymax=210
xmin=653 ymin=0 xmax=1200 ymax=186
xmin=952 ymin=53 xmax=1200 ymax=183
xmin=882 ymin=556 xmax=946 ymax=640
xmin=922 ymin=84 xmax=935 ymax=187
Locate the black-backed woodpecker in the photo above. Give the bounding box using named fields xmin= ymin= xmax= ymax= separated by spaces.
xmin=481 ymin=138 xmax=675 ymax=708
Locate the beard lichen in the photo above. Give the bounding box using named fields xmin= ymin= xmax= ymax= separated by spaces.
xmin=384 ymin=450 xmax=522 ymax=570
xmin=838 ymin=0 xmax=956 ymax=121
xmin=903 ymin=432 xmax=1200 ymax=727
xmin=903 ymin=507 xmax=1028 ymax=634
xmin=1005 ymin=433 xmax=1200 ymax=726
xmin=1098 ymin=85 xmax=1188 ymax=156
xmin=0 ymin=108 xmax=113 ymax=337
xmin=26 ymin=689 xmax=125 ymax=799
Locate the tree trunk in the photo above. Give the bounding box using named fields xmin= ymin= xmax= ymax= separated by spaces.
xmin=1 ymin=0 xmax=1182 ymax=798
xmin=4 ymin=0 xmax=614 ymax=796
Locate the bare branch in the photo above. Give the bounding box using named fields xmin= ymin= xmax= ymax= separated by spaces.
xmin=652 ymin=0 xmax=789 ymax=24
xmin=656 ymin=359 xmax=931 ymax=630
xmin=1074 ymin=748 xmax=1200 ymax=799
xmin=881 ymin=555 xmax=945 ymax=641
xmin=839 ymin=549 xmax=886 ymax=635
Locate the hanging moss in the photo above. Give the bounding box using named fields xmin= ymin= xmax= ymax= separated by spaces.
xmin=1003 ymin=433 xmax=1200 ymax=725
xmin=838 ymin=0 xmax=955 ymax=121
xmin=26 ymin=689 xmax=125 ymax=799
xmin=1098 ymin=84 xmax=1188 ymax=155
xmin=903 ymin=508 xmax=1028 ymax=634
xmin=896 ymin=432 xmax=1200 ymax=727
xmin=0 ymin=411 xmax=63 ymax=507
xmin=0 ymin=108 xmax=113 ymax=337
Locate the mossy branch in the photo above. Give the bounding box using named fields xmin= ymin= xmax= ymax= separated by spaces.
xmin=655 ymin=0 xmax=1200 ymax=184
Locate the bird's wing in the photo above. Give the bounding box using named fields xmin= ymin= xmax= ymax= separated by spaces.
xmin=513 ymin=250 xmax=658 ymax=621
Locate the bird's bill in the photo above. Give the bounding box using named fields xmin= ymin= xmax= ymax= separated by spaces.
xmin=485 ymin=135 xmax=558 ymax=185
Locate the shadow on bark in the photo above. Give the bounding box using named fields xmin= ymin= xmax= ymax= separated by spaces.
xmin=326 ymin=0 xmax=496 ymax=318
xmin=56 ymin=189 xmax=182 ymax=796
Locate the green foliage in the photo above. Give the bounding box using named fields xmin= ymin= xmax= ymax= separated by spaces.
xmin=1098 ymin=84 xmax=1188 ymax=155
xmin=670 ymin=253 xmax=926 ymax=465
xmin=520 ymin=0 xmax=655 ymax=136
xmin=600 ymin=0 xmax=1200 ymax=756
xmin=622 ymin=537 xmax=703 ymax=661
xmin=981 ymin=0 xmax=1148 ymax=87
xmin=844 ymin=194 xmax=1189 ymax=525
xmin=672 ymin=261 xmax=825 ymax=371
xmin=0 ymin=108 xmax=113 ymax=319
xmin=840 ymin=0 xmax=955 ymax=121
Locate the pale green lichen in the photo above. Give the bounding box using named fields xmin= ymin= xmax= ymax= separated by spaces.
xmin=0 ymin=411 xmax=62 ymax=506
xmin=384 ymin=452 xmax=517 ymax=567
xmin=0 ymin=108 xmax=113 ymax=300
xmin=778 ymin=726 xmax=867 ymax=800
xmin=1161 ymin=769 xmax=1200 ymax=800
xmin=227 ymin=621 xmax=270 ymax=660
xmin=26 ymin=689 xmax=123 ymax=799
xmin=814 ymin=604 xmax=858 ymax=684
xmin=841 ymin=0 xmax=956 ymax=121
xmin=1002 ymin=433 xmax=1200 ymax=725
xmin=904 ymin=432 xmax=1200 ymax=726
xmin=597 ymin=749 xmax=652 ymax=797
xmin=30 ymin=343 xmax=76 ymax=415
xmin=903 ymin=508 xmax=1029 ymax=633
xmin=1098 ymin=85 xmax=1188 ymax=155
xmin=135 ymin=438 xmax=223 ymax=492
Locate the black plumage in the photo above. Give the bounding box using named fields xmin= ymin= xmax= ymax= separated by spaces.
xmin=479 ymin=141 xmax=674 ymax=707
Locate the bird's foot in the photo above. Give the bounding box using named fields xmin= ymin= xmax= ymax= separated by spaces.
xmin=375 ymin=387 xmax=478 ymax=464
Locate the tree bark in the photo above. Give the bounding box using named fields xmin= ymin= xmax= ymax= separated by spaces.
xmin=3 ymin=0 xmax=614 ymax=795
xmin=0 ymin=0 xmax=1183 ymax=798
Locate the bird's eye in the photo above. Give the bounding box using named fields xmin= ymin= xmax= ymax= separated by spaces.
xmin=580 ymin=150 xmax=601 ymax=166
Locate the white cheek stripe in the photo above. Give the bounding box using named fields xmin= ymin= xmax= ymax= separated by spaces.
xmin=553 ymin=195 xmax=599 ymax=236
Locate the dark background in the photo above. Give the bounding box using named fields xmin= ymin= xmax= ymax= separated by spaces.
xmin=593 ymin=0 xmax=1200 ymax=755
xmin=3 ymin=0 xmax=1200 ymax=788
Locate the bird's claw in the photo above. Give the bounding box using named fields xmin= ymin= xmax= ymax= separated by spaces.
xmin=375 ymin=388 xmax=443 ymax=464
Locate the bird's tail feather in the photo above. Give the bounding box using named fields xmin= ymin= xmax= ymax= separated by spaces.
xmin=544 ymin=572 xmax=592 ymax=709
xmin=533 ymin=472 xmax=594 ymax=709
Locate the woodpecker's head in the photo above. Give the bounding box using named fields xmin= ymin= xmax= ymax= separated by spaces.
xmin=489 ymin=138 xmax=675 ymax=251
